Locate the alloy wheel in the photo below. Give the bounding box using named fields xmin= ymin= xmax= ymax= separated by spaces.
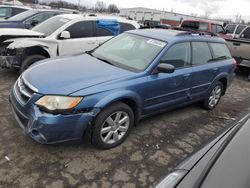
xmin=100 ymin=111 xmax=130 ymax=144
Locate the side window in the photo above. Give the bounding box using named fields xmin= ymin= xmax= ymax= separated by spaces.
xmin=192 ymin=42 xmax=212 ymax=66
xmin=160 ymin=42 xmax=191 ymax=69
xmin=211 ymin=25 xmax=216 ymax=34
xmin=210 ymin=43 xmax=232 ymax=60
xmin=216 ymin=25 xmax=224 ymax=33
xmin=236 ymin=25 xmax=247 ymax=35
xmin=25 ymin=12 xmax=54 ymax=24
xmin=241 ymin=27 xmax=250 ymax=39
xmin=65 ymin=21 xmax=94 ymax=38
xmin=0 ymin=7 xmax=12 ymax=18
xmin=13 ymin=8 xmax=25 ymax=16
xmin=120 ymin=22 xmax=136 ymax=33
xmin=225 ymin=24 xmax=236 ymax=34
xmin=96 ymin=27 xmax=113 ymax=37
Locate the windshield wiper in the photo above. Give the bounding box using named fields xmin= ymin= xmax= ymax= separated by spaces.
xmin=86 ymin=51 xmax=115 ymax=66
xmin=96 ymin=57 xmax=114 ymax=66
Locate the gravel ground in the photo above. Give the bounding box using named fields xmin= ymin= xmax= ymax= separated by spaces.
xmin=0 ymin=68 xmax=250 ymax=188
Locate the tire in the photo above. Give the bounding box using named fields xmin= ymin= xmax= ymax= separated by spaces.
xmin=202 ymin=81 xmax=223 ymax=110
xmin=91 ymin=102 xmax=134 ymax=149
xmin=20 ymin=55 xmax=46 ymax=73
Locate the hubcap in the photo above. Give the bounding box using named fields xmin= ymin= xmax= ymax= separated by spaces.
xmin=208 ymin=85 xmax=222 ymax=108
xmin=100 ymin=111 xmax=130 ymax=144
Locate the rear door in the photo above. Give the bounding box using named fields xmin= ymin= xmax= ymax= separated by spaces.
xmin=58 ymin=20 xmax=98 ymax=56
xmin=190 ymin=42 xmax=218 ymax=99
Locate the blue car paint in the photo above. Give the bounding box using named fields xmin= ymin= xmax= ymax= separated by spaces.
xmin=10 ymin=29 xmax=235 ymax=144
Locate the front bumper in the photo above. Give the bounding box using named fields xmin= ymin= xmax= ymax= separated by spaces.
xmin=0 ymin=55 xmax=19 ymax=68
xmin=9 ymin=90 xmax=100 ymax=144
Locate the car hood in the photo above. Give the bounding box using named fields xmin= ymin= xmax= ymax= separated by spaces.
xmin=0 ymin=28 xmax=44 ymax=42
xmin=23 ymin=54 xmax=134 ymax=95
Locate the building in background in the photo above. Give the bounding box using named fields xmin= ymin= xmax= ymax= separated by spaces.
xmin=120 ymin=7 xmax=224 ymax=26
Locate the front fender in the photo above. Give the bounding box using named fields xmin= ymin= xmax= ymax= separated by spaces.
xmin=94 ymin=90 xmax=142 ymax=109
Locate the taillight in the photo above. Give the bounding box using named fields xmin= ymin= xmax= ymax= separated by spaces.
xmin=232 ymin=58 xmax=237 ymax=70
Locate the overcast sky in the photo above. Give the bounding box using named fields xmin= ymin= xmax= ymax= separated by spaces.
xmin=69 ymin=0 xmax=250 ymax=21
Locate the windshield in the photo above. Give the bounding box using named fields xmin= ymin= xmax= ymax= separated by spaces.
xmin=32 ymin=16 xmax=70 ymax=36
xmin=92 ymin=33 xmax=166 ymax=72
xmin=8 ymin=10 xmax=37 ymax=21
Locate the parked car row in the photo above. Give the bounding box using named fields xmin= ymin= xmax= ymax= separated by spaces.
xmin=0 ymin=7 xmax=245 ymax=188
xmin=0 ymin=14 xmax=140 ymax=72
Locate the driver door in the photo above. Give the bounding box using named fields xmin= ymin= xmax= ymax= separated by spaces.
xmin=142 ymin=42 xmax=193 ymax=115
xmin=58 ymin=21 xmax=98 ymax=56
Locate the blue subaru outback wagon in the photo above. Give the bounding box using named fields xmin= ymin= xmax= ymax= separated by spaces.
xmin=10 ymin=29 xmax=235 ymax=149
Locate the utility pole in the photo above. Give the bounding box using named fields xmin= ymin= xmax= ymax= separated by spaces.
xmin=78 ymin=0 xmax=81 ymax=11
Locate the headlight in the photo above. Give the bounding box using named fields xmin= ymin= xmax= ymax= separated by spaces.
xmin=155 ymin=170 xmax=187 ymax=188
xmin=35 ymin=96 xmax=83 ymax=113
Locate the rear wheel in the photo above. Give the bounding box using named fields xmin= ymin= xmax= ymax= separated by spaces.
xmin=20 ymin=55 xmax=46 ymax=73
xmin=202 ymin=81 xmax=223 ymax=110
xmin=91 ymin=102 xmax=134 ymax=149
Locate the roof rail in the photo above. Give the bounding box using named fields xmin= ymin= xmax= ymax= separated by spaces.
xmin=173 ymin=27 xmax=218 ymax=37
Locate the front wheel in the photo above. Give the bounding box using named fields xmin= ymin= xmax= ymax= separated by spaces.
xmin=20 ymin=55 xmax=46 ymax=73
xmin=202 ymin=81 xmax=223 ymax=110
xmin=91 ymin=102 xmax=134 ymax=149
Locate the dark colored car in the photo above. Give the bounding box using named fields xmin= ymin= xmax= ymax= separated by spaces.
xmin=156 ymin=113 xmax=250 ymax=188
xmin=0 ymin=5 xmax=30 ymax=19
xmin=0 ymin=9 xmax=69 ymax=29
xmin=10 ymin=29 xmax=235 ymax=149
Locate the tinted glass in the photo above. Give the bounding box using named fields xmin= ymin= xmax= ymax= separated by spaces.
xmin=96 ymin=27 xmax=112 ymax=37
xmin=225 ymin=24 xmax=236 ymax=34
xmin=210 ymin=43 xmax=232 ymax=60
xmin=13 ymin=8 xmax=26 ymax=15
xmin=120 ymin=22 xmax=136 ymax=33
xmin=65 ymin=21 xmax=94 ymax=38
xmin=8 ymin=9 xmax=37 ymax=21
xmin=241 ymin=27 xmax=250 ymax=39
xmin=235 ymin=25 xmax=247 ymax=34
xmin=192 ymin=42 xmax=212 ymax=65
xmin=161 ymin=43 xmax=191 ymax=68
xmin=92 ymin=33 xmax=166 ymax=72
xmin=181 ymin=21 xmax=208 ymax=31
xmin=33 ymin=16 xmax=70 ymax=36
xmin=216 ymin=25 xmax=224 ymax=33
xmin=26 ymin=12 xmax=57 ymax=24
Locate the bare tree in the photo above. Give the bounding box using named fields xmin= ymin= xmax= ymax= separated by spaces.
xmin=95 ymin=1 xmax=106 ymax=12
xmin=107 ymin=4 xmax=119 ymax=13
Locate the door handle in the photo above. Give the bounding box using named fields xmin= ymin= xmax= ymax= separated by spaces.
xmin=183 ymin=74 xmax=190 ymax=80
xmin=233 ymin=42 xmax=241 ymax=46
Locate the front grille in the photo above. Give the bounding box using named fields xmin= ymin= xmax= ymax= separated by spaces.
xmin=14 ymin=77 xmax=34 ymax=105
xmin=12 ymin=105 xmax=29 ymax=128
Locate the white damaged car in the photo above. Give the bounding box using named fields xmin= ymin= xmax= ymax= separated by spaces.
xmin=0 ymin=14 xmax=140 ymax=72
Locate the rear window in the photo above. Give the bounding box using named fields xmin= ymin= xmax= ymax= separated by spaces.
xmin=225 ymin=24 xmax=236 ymax=34
xmin=181 ymin=21 xmax=208 ymax=31
xmin=210 ymin=43 xmax=232 ymax=60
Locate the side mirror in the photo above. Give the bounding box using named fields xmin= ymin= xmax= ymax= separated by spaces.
xmin=59 ymin=31 xmax=71 ymax=39
xmin=30 ymin=19 xmax=39 ymax=26
xmin=157 ymin=63 xmax=175 ymax=74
